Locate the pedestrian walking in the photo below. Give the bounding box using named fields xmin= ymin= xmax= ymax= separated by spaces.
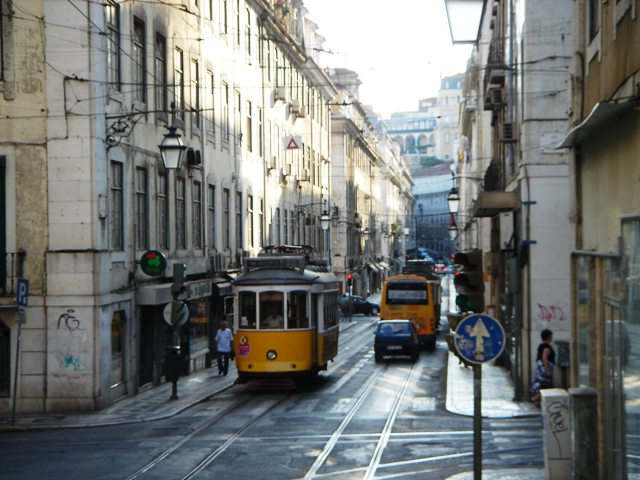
xmin=530 ymin=329 xmax=556 ymax=406
xmin=215 ymin=321 xmax=234 ymax=376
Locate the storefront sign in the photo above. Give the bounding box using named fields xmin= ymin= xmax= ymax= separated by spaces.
xmin=187 ymin=280 xmax=212 ymax=299
xmin=140 ymin=250 xmax=167 ymax=277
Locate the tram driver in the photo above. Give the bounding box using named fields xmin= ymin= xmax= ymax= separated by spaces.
xmin=263 ymin=304 xmax=284 ymax=328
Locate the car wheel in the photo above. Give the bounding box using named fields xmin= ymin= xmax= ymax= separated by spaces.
xmin=411 ymin=353 xmax=419 ymax=363
xmin=375 ymin=353 xmax=382 ymax=363
xmin=371 ymin=306 xmax=379 ymax=315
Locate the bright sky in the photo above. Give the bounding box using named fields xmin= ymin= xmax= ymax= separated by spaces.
xmin=303 ymin=0 xmax=473 ymax=118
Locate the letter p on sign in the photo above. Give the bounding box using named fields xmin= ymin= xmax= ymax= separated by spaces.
xmin=16 ymin=278 xmax=29 ymax=307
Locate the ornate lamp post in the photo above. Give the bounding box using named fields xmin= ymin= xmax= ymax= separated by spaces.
xmin=158 ymin=125 xmax=188 ymax=170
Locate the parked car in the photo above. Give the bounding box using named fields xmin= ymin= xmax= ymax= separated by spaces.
xmin=433 ymin=263 xmax=447 ymax=275
xmin=339 ymin=295 xmax=380 ymax=316
xmin=374 ymin=319 xmax=420 ymax=362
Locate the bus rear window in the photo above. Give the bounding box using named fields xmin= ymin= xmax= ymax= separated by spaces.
xmin=386 ymin=284 xmax=429 ymax=305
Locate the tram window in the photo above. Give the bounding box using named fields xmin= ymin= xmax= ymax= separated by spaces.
xmin=239 ymin=291 xmax=257 ymax=329
xmin=288 ymin=290 xmax=309 ymax=329
xmin=260 ymin=292 xmax=284 ymax=329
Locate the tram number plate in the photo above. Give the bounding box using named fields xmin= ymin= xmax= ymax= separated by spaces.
xmin=387 ymin=346 xmax=402 ymax=350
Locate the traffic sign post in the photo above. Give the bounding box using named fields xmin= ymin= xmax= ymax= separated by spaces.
xmin=12 ymin=279 xmax=29 ymax=425
xmin=453 ymin=314 xmax=506 ymax=480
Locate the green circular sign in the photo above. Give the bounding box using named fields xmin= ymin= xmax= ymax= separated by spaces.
xmin=140 ymin=250 xmax=167 ymax=277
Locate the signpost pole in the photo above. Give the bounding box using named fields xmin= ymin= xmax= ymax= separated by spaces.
xmin=451 ymin=314 xmax=505 ymax=480
xmin=473 ymin=363 xmax=482 ymax=480
xmin=11 ymin=311 xmax=23 ymax=426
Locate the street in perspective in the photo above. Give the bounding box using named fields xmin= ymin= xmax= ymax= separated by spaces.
xmin=0 ymin=277 xmax=543 ymax=480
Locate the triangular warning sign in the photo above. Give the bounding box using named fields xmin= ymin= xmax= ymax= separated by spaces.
xmin=286 ymin=137 xmax=300 ymax=150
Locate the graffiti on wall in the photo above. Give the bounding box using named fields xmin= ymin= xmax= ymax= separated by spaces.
xmin=58 ymin=352 xmax=88 ymax=371
xmin=57 ymin=309 xmax=82 ymax=332
xmin=537 ymin=303 xmax=567 ymax=324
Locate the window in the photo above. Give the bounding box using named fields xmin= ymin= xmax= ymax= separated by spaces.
xmin=206 ymin=71 xmax=214 ymax=136
xmin=223 ymin=188 xmax=230 ymax=249
xmin=105 ymin=1 xmax=120 ymax=90
xmin=246 ymin=100 xmax=253 ymax=152
xmin=188 ymin=300 xmax=209 ymax=354
xmin=245 ymin=8 xmax=251 ymax=55
xmin=206 ymin=0 xmax=213 ymax=21
xmin=235 ymin=0 xmax=240 ymax=46
xmin=588 ymin=0 xmax=599 ymax=41
xmin=191 ymin=59 xmax=200 ymax=130
xmin=174 ymin=48 xmax=184 ymax=120
xmin=235 ymin=89 xmax=241 ymax=149
xmin=155 ymin=33 xmax=167 ymax=116
xmin=208 ymin=184 xmax=216 ymax=249
xmin=132 ymin=18 xmax=146 ymax=103
xmin=135 ymin=167 xmax=148 ymax=250
xmin=193 ymin=180 xmax=202 ymax=248
xmin=110 ymin=162 xmax=123 ymax=250
xmin=222 ymin=0 xmax=228 ymax=35
xmin=257 ymin=107 xmax=263 ymax=157
xmin=236 ymin=191 xmax=242 ymax=249
xmin=444 ymin=133 xmax=451 ymax=144
xmin=247 ymin=195 xmax=254 ymax=248
xmin=275 ymin=207 xmax=281 ymax=244
xmin=258 ymin=198 xmax=263 ymax=248
xmin=222 ymin=81 xmax=230 ymax=142
xmin=157 ymin=172 xmax=169 ymax=249
xmin=283 ymin=209 xmax=288 ymax=244
xmin=176 ymin=177 xmax=186 ymax=249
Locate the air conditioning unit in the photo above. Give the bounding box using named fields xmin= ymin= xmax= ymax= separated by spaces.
xmin=291 ymin=99 xmax=305 ymax=117
xmin=210 ymin=252 xmax=227 ymax=272
xmin=275 ymin=86 xmax=287 ymax=102
xmin=284 ymin=163 xmax=292 ymax=175
xmin=498 ymin=122 xmax=518 ymax=143
xmin=489 ymin=68 xmax=506 ymax=86
xmin=268 ymin=155 xmax=277 ymax=171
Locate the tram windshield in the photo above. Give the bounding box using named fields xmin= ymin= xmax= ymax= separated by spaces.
xmin=238 ymin=290 xmax=310 ymax=330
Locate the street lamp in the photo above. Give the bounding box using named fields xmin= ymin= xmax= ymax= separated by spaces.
xmin=448 ymin=224 xmax=458 ymax=241
xmin=443 ymin=0 xmax=484 ymax=45
xmin=362 ymin=228 xmax=370 ymax=241
xmin=448 ymin=188 xmax=460 ymax=214
xmin=159 ymin=125 xmax=188 ymax=169
xmin=320 ymin=200 xmax=330 ymax=231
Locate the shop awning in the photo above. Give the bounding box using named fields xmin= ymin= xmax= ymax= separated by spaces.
xmin=367 ymin=263 xmax=381 ymax=273
xmin=378 ymin=261 xmax=391 ymax=271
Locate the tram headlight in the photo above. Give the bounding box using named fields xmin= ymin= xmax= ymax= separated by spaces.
xmin=267 ymin=350 xmax=277 ymax=360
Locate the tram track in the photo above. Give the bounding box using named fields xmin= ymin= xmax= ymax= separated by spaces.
xmin=301 ymin=358 xmax=417 ymax=480
xmin=124 ymin=319 xmax=378 ymax=480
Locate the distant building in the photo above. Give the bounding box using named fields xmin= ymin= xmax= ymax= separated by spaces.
xmin=412 ymin=161 xmax=456 ymax=257
xmin=384 ymin=74 xmax=463 ymax=170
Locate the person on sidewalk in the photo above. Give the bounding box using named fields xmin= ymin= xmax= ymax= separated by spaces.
xmin=530 ymin=329 xmax=556 ymax=406
xmin=215 ymin=321 xmax=234 ymax=376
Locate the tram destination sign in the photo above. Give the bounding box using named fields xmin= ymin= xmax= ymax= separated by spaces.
xmin=244 ymin=256 xmax=305 ymax=271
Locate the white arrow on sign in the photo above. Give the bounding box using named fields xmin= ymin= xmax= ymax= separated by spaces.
xmin=469 ymin=318 xmax=490 ymax=356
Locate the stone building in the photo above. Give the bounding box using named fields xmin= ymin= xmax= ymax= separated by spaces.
xmin=0 ymin=0 xmax=336 ymax=412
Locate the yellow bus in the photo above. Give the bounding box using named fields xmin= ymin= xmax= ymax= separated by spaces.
xmin=380 ymin=274 xmax=441 ymax=350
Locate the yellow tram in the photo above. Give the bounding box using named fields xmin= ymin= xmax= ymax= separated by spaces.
xmin=232 ymin=245 xmax=340 ymax=385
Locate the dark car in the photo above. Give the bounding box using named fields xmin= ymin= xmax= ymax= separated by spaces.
xmin=374 ymin=319 xmax=420 ymax=363
xmin=339 ymin=295 xmax=380 ymax=316
xmin=433 ymin=263 xmax=447 ymax=275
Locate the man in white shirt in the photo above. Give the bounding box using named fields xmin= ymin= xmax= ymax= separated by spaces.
xmin=214 ymin=321 xmax=234 ymax=376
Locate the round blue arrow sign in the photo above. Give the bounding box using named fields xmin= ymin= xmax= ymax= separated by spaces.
xmin=454 ymin=314 xmax=505 ymax=364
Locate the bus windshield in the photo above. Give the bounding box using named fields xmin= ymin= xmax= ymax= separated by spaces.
xmin=385 ymin=283 xmax=429 ymax=305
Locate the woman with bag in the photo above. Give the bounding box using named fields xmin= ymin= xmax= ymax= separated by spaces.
xmin=530 ymin=329 xmax=556 ymax=406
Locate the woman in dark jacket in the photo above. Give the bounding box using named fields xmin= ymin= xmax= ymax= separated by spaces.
xmin=530 ymin=329 xmax=556 ymax=406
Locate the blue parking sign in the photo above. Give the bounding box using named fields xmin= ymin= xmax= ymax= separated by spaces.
xmin=16 ymin=278 xmax=29 ymax=307
xmin=454 ymin=314 xmax=505 ymax=364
